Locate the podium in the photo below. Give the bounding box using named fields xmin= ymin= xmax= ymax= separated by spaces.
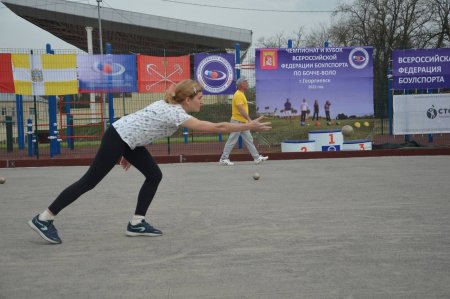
xmin=281 ymin=140 xmax=316 ymax=152
xmin=343 ymin=140 xmax=372 ymax=151
xmin=308 ymin=129 xmax=343 ymax=151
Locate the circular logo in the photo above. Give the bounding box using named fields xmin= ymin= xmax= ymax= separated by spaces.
xmin=92 ymin=62 xmax=125 ymax=76
xmin=204 ymin=70 xmax=227 ymax=80
xmin=426 ymin=106 xmax=438 ymax=119
xmin=349 ymin=47 xmax=369 ymax=69
xmin=196 ymin=56 xmax=234 ymax=93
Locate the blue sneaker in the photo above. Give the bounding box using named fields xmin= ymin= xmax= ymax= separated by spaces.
xmin=126 ymin=219 xmax=162 ymax=237
xmin=28 ymin=214 xmax=62 ymax=244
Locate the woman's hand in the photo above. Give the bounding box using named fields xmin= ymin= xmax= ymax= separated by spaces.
xmin=120 ymin=157 xmax=131 ymax=171
xmin=248 ymin=116 xmax=272 ymax=132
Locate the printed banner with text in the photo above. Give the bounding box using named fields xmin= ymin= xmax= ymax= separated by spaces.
xmin=392 ymin=48 xmax=450 ymax=90
xmin=255 ymin=47 xmax=374 ymax=118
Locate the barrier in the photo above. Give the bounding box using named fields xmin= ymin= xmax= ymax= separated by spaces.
xmin=343 ymin=139 xmax=372 ymax=151
xmin=308 ymin=129 xmax=343 ymax=151
xmin=281 ymin=140 xmax=316 ymax=152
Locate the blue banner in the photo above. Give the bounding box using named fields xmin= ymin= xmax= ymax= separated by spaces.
xmin=255 ymin=47 xmax=374 ymax=119
xmin=392 ymin=48 xmax=450 ymax=90
xmin=77 ymin=54 xmax=137 ymax=93
xmin=194 ymin=53 xmax=235 ymax=95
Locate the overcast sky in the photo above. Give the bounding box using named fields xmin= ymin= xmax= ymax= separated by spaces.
xmin=0 ymin=0 xmax=348 ymax=50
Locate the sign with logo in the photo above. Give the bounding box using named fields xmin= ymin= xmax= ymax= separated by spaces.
xmin=255 ymin=47 xmax=373 ymax=118
xmin=77 ymin=54 xmax=137 ymax=93
xmin=392 ymin=48 xmax=450 ymax=90
xmin=137 ymin=55 xmax=190 ymax=93
xmin=260 ymin=49 xmax=278 ymax=70
xmin=393 ymin=93 xmax=450 ymax=134
xmin=194 ymin=53 xmax=235 ymax=95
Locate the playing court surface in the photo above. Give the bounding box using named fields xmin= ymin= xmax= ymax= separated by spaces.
xmin=1 ymin=156 xmax=450 ymax=298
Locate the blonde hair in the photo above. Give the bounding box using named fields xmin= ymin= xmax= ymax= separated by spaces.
xmin=164 ymin=80 xmax=203 ymax=104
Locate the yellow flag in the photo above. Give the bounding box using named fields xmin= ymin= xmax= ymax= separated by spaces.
xmin=11 ymin=54 xmax=78 ymax=96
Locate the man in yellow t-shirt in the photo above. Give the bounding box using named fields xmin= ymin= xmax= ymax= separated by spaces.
xmin=219 ymin=76 xmax=268 ymax=166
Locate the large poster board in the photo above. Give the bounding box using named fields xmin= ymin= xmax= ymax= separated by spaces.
xmin=255 ymin=47 xmax=374 ymax=119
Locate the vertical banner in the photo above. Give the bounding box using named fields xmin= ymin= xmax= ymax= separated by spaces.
xmin=137 ymin=55 xmax=190 ymax=92
xmin=0 ymin=54 xmax=15 ymax=93
xmin=194 ymin=53 xmax=235 ymax=95
xmin=77 ymin=54 xmax=137 ymax=93
xmin=393 ymin=94 xmax=450 ymax=134
xmin=255 ymin=47 xmax=374 ymax=118
xmin=392 ymin=48 xmax=450 ymax=90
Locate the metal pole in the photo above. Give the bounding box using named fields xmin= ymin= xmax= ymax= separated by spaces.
xmin=427 ymin=88 xmax=433 ymax=143
xmin=46 ymin=43 xmax=57 ymax=158
xmin=86 ymin=26 xmax=97 ymax=123
xmin=235 ymin=43 xmax=243 ymax=149
xmin=15 ymin=94 xmax=25 ymax=149
xmin=387 ymin=66 xmax=393 ymax=135
xmin=122 ymin=93 xmax=126 ymax=116
xmin=27 ymin=119 xmax=33 ymax=156
xmin=97 ymin=0 xmax=103 ymax=55
xmin=33 ymin=95 xmax=39 ymax=159
xmin=106 ymin=43 xmax=115 ymax=125
xmin=5 ymin=116 xmax=13 ymax=152
xmin=30 ymin=50 xmax=39 ymax=159
xmin=97 ymin=0 xmax=107 ymax=130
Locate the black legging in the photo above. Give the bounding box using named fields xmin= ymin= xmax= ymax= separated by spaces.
xmin=48 ymin=126 xmax=162 ymax=216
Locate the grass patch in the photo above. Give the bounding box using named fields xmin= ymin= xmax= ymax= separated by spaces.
xmin=254 ymin=116 xmax=374 ymax=145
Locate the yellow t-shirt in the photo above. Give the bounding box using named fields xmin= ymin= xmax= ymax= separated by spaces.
xmin=231 ymin=90 xmax=249 ymax=123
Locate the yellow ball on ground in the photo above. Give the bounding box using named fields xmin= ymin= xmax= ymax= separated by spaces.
xmin=354 ymin=122 xmax=361 ymax=128
xmin=364 ymin=121 xmax=370 ymax=127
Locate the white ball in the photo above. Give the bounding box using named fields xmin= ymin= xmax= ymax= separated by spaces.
xmin=253 ymin=172 xmax=260 ymax=180
xmin=341 ymin=125 xmax=354 ymax=137
xmin=0 ymin=177 xmax=5 ymax=184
